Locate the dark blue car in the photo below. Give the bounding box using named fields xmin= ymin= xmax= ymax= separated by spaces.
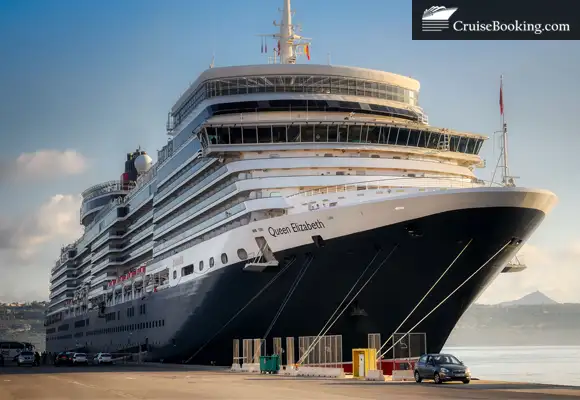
xmin=414 ymin=353 xmax=471 ymax=384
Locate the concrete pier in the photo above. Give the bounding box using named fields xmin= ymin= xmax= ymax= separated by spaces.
xmin=1 ymin=364 xmax=579 ymax=399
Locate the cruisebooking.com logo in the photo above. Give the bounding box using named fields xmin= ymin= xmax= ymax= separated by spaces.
xmin=421 ymin=5 xmax=570 ymax=36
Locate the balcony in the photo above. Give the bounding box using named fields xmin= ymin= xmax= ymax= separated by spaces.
xmin=92 ymin=244 xmax=123 ymax=263
xmin=154 ymin=165 xmax=227 ymax=221
xmin=154 ymin=202 xmax=246 ymax=255
xmin=155 ymin=158 xmax=216 ymax=202
xmin=88 ymin=286 xmax=106 ymax=299
xmin=155 ymin=182 xmax=237 ymax=237
xmin=50 ymin=275 xmax=77 ymax=291
xmin=124 ymin=241 xmax=154 ymax=263
xmin=92 ymin=256 xmax=124 ymax=275
xmin=92 ymin=231 xmax=123 ymax=250
xmin=126 ymin=210 xmax=154 ymax=235
xmin=125 ymin=225 xmax=154 ymax=248
xmin=49 ymin=284 xmax=75 ymax=299
xmin=91 ymin=272 xmax=117 ymax=287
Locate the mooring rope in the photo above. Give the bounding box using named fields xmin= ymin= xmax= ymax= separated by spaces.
xmin=374 ymin=238 xmax=473 ymax=358
xmin=184 ymin=256 xmax=297 ymax=364
xmin=297 ymin=245 xmax=398 ymax=366
xmin=377 ymin=240 xmax=512 ymax=360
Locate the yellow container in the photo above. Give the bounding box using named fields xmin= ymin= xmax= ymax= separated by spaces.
xmin=352 ymin=348 xmax=377 ymax=378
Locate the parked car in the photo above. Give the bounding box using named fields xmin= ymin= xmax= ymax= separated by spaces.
xmin=93 ymin=353 xmax=113 ymax=365
xmin=54 ymin=352 xmax=75 ymax=366
xmin=414 ymin=353 xmax=471 ymax=384
xmin=72 ymin=353 xmax=88 ymax=365
xmin=17 ymin=351 xmax=35 ymax=367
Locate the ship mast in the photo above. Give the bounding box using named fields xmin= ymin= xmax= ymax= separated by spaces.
xmin=257 ymin=0 xmax=312 ymax=64
xmin=500 ymin=75 xmax=515 ymax=187
xmin=492 ymin=75 xmax=517 ymax=187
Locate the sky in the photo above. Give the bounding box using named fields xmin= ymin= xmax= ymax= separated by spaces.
xmin=0 ymin=0 xmax=579 ymax=304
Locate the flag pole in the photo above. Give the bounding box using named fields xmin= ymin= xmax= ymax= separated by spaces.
xmin=500 ymin=75 xmax=511 ymax=186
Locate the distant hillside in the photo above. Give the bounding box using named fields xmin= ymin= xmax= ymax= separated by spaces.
xmin=497 ymin=291 xmax=559 ymax=307
xmin=446 ymin=293 xmax=580 ymax=347
xmin=0 ymin=301 xmax=46 ymax=351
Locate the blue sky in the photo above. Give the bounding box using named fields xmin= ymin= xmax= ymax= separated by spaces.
xmin=0 ymin=0 xmax=579 ymax=302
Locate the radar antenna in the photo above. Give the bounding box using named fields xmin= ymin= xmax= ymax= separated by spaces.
xmin=257 ymin=0 xmax=312 ymax=64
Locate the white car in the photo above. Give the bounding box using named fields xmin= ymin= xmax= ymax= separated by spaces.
xmin=93 ymin=352 xmax=113 ymax=365
xmin=72 ymin=353 xmax=88 ymax=365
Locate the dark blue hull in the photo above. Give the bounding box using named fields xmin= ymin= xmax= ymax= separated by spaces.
xmin=46 ymin=206 xmax=545 ymax=365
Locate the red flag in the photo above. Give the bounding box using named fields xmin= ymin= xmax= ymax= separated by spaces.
xmin=499 ymin=78 xmax=504 ymax=116
xmin=277 ymin=40 xmax=281 ymax=55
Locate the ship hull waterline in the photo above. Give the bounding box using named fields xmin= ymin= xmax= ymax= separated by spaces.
xmin=46 ymin=188 xmax=554 ymax=366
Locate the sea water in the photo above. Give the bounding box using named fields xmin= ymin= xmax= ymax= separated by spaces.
xmin=442 ymin=345 xmax=580 ymax=386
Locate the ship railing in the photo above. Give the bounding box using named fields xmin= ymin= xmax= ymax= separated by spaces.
xmin=287 ymin=176 xmax=501 ymax=198
xmin=81 ymin=180 xmax=133 ymax=201
xmin=82 ymin=172 xmax=154 ymax=235
xmin=84 ymin=197 xmax=124 ymax=232
xmin=129 ymin=165 xmax=157 ymax=196
xmin=153 ymin=202 xmax=246 ymax=254
xmin=153 ymin=165 xmax=228 ymax=221
xmin=125 ymin=225 xmax=154 ymax=246
xmin=155 ymin=151 xmax=208 ymax=201
xmin=120 ymin=210 xmax=154 ymax=240
xmin=154 ymin=181 xmax=238 ymax=236
xmin=51 ymin=254 xmax=69 ymax=272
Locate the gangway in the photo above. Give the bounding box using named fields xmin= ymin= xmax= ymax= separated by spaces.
xmin=244 ymin=236 xmax=279 ymax=272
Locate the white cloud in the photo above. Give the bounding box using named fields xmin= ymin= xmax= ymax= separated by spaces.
xmin=0 ymin=194 xmax=83 ymax=301
xmin=477 ymin=240 xmax=580 ymax=304
xmin=0 ymin=150 xmax=87 ymax=182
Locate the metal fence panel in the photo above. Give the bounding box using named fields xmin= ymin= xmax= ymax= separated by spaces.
xmin=286 ymin=337 xmax=295 ymax=365
xmin=252 ymin=338 xmax=265 ymax=363
xmin=393 ymin=332 xmax=426 ymax=359
xmin=242 ymin=339 xmax=253 ymax=364
xmin=232 ymin=339 xmax=240 ymax=365
xmin=298 ymin=335 xmax=342 ymax=368
xmin=272 ymin=337 xmax=282 ymax=357
xmin=368 ymin=333 xmax=381 ymax=353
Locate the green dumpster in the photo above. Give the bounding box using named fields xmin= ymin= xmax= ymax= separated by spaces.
xmin=259 ymin=355 xmax=280 ymax=374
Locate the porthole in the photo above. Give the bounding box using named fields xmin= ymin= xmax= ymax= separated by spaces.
xmin=199 ymin=260 xmax=204 ymax=271
xmin=209 ymin=257 xmax=215 ymax=268
xmin=221 ymin=253 xmax=228 ymax=264
xmin=237 ymin=248 xmax=248 ymax=260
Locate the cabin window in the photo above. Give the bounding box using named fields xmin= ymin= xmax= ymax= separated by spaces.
xmin=173 ymin=270 xmax=177 ymax=279
xmin=209 ymin=257 xmax=215 ymax=268
xmin=181 ymin=264 xmax=194 ymax=276
xmin=221 ymin=253 xmax=228 ymax=264
xmin=237 ymin=248 xmax=248 ymax=260
xmin=199 ymin=261 xmax=204 ymax=271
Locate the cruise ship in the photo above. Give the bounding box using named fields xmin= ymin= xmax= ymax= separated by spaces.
xmin=45 ymin=0 xmax=557 ymax=365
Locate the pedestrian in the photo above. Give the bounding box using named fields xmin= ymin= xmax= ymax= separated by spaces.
xmin=34 ymin=351 xmax=41 ymax=366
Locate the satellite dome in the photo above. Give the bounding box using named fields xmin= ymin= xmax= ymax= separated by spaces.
xmin=134 ymin=153 xmax=153 ymax=174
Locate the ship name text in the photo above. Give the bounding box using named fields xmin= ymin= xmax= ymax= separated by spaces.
xmin=267 ymin=219 xmax=326 ymax=237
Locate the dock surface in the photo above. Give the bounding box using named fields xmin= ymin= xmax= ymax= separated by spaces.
xmin=1 ymin=364 xmax=580 ymax=399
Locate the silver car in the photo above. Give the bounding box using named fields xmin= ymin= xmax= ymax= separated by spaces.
xmin=72 ymin=353 xmax=88 ymax=365
xmin=93 ymin=352 xmax=113 ymax=365
xmin=17 ymin=351 xmax=35 ymax=366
